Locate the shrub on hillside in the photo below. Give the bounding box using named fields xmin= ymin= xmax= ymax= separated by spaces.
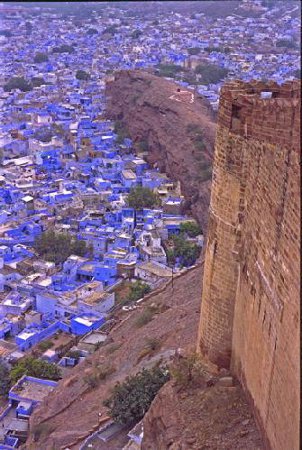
xmin=128 ymin=281 xmax=151 ymax=302
xmin=103 ymin=366 xmax=170 ymax=424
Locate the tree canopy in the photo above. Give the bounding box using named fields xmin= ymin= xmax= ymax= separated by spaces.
xmin=34 ymin=52 xmax=49 ymax=63
xmin=10 ymin=356 xmax=61 ymax=385
xmin=187 ymin=47 xmax=201 ymax=55
xmin=195 ymin=63 xmax=229 ymax=84
xmin=34 ymin=230 xmax=90 ymax=265
xmin=0 ymin=29 xmax=12 ymax=38
xmin=0 ymin=358 xmax=11 ymax=396
xmin=52 ymin=44 xmax=75 ymax=54
xmin=168 ymin=234 xmax=201 ymax=267
xmin=87 ymin=28 xmax=98 ymax=35
xmin=127 ymin=186 xmax=161 ymax=210
xmin=76 ymin=69 xmax=90 ymax=81
xmin=3 ymin=77 xmax=32 ymax=92
xmin=31 ymin=77 xmax=46 ymax=87
xmin=103 ymin=366 xmax=169 ymax=424
xmin=128 ymin=281 xmax=151 ymax=302
xmin=276 ymin=39 xmax=297 ymax=49
xmin=156 ymin=63 xmax=183 ymax=78
xmin=180 ymin=221 xmax=202 ymax=238
xmin=131 ymin=29 xmax=143 ymax=39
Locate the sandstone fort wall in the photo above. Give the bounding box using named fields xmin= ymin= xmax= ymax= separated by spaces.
xmin=197 ymin=80 xmax=300 ymax=450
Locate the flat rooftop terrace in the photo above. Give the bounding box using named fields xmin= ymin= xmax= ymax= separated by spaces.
xmin=10 ymin=377 xmax=57 ymax=402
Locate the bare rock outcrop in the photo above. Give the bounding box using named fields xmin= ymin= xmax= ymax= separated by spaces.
xmin=105 ymin=70 xmax=217 ymax=232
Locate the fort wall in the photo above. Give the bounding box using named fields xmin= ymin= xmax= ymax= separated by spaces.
xmin=197 ymin=80 xmax=300 ymax=450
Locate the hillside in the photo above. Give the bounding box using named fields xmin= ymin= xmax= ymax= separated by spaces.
xmin=105 ymin=70 xmax=217 ymax=232
xmin=26 ymin=265 xmax=204 ymax=449
xmin=25 ymin=262 xmax=264 ymax=450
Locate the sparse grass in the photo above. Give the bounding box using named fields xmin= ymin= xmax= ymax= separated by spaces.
xmin=135 ymin=306 xmax=157 ymax=328
xmin=145 ymin=337 xmax=161 ymax=351
xmin=137 ymin=338 xmax=162 ymax=363
xmin=170 ymin=352 xmax=203 ymax=387
xmin=38 ymin=340 xmax=53 ymax=351
xmin=105 ymin=343 xmax=122 ymax=355
xmin=84 ymin=365 xmax=116 ymax=389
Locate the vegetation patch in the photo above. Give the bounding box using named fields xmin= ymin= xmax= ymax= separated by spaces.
xmin=34 ymin=230 xmax=92 ymax=265
xmin=103 ymin=366 xmax=170 ymax=424
xmin=167 ymin=233 xmax=201 ymax=267
xmin=114 ymin=120 xmax=130 ymax=144
xmin=34 ymin=52 xmax=48 ymax=63
xmin=155 ymin=63 xmax=183 ymax=78
xmin=32 ymin=423 xmax=55 ymax=442
xmin=194 ymin=63 xmax=229 ymax=84
xmin=128 ymin=280 xmax=151 ymax=302
xmin=127 ymin=186 xmax=161 ymax=209
xmin=76 ymin=69 xmax=90 ymax=81
xmin=10 ymin=356 xmax=61 ymax=385
xmin=84 ymin=365 xmax=116 ymax=389
xmin=180 ymin=221 xmax=202 ymax=238
xmin=3 ymin=76 xmax=33 ymax=92
xmin=135 ymin=306 xmax=157 ymax=328
xmin=170 ymin=352 xmax=203 ymax=387
xmin=38 ymin=340 xmax=53 ymax=352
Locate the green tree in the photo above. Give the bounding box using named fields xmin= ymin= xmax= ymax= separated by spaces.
xmin=131 ymin=29 xmax=143 ymax=39
xmin=0 ymin=358 xmax=11 ymax=396
xmin=33 ymin=126 xmax=53 ymax=143
xmin=172 ymin=234 xmax=200 ymax=267
xmin=38 ymin=340 xmax=53 ymax=352
xmin=276 ymin=39 xmax=296 ymax=49
xmin=0 ymin=30 xmax=12 ymax=38
xmin=187 ymin=47 xmax=200 ymax=55
xmin=103 ymin=25 xmax=118 ymax=35
xmin=34 ymin=230 xmax=89 ymax=265
xmin=127 ymin=186 xmax=161 ymax=210
xmin=10 ymin=357 xmax=61 ymax=385
xmin=103 ymin=366 xmax=170 ymax=424
xmin=156 ymin=63 xmax=183 ymax=78
xmin=114 ymin=120 xmax=129 ymax=144
xmin=31 ymin=77 xmax=46 ymax=87
xmin=180 ymin=221 xmax=202 ymax=238
xmin=52 ymin=44 xmax=75 ymax=54
xmin=195 ymin=63 xmax=229 ymax=84
xmin=128 ymin=281 xmax=151 ymax=302
xmin=76 ymin=69 xmax=90 ymax=81
xmin=3 ymin=77 xmax=32 ymax=92
xmin=34 ymin=52 xmax=48 ymax=63
xmin=87 ymin=28 xmax=98 ymax=35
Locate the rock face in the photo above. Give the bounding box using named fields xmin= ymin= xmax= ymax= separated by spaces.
xmin=142 ymin=376 xmax=264 ymax=450
xmin=105 ymin=70 xmax=217 ymax=232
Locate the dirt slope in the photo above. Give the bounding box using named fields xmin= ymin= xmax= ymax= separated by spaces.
xmin=25 ymin=262 xmax=264 ymax=450
xmin=26 ymin=265 xmax=204 ymax=449
xmin=105 ymin=70 xmax=217 ymax=232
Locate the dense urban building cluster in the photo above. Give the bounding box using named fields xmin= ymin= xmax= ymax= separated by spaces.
xmin=0 ymin=0 xmax=300 ymax=447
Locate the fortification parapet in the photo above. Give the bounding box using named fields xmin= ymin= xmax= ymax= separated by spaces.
xmin=198 ymin=80 xmax=300 ymax=450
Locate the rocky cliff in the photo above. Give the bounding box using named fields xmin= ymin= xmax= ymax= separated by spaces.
xmin=105 ymin=70 xmax=217 ymax=232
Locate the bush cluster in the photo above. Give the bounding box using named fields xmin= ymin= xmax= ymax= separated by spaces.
xmin=103 ymin=366 xmax=170 ymax=424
